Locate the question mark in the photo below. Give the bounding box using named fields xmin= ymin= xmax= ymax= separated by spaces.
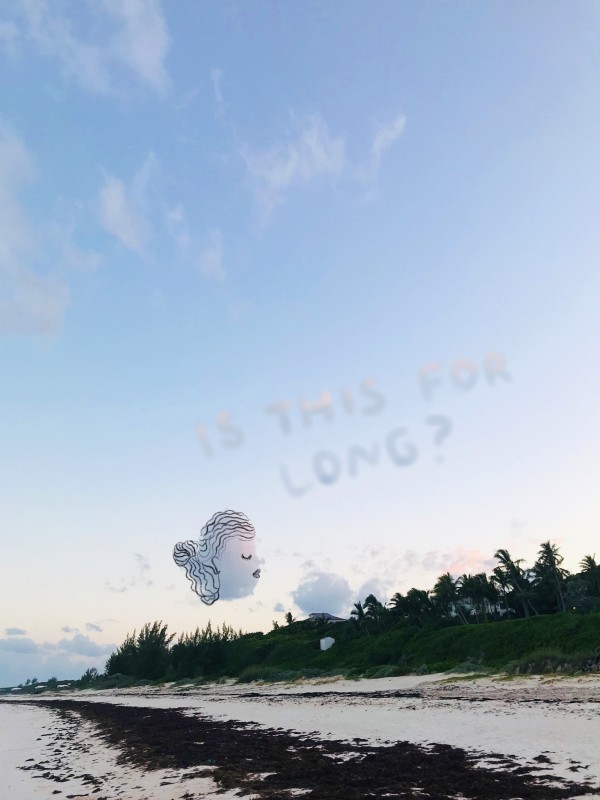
xmin=425 ymin=415 xmax=453 ymax=463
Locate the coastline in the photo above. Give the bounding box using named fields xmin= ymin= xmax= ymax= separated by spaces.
xmin=2 ymin=673 xmax=600 ymax=799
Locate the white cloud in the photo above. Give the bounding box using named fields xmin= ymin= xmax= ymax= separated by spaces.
xmin=349 ymin=544 xmax=496 ymax=600
xmin=58 ymin=633 xmax=110 ymax=656
xmin=356 ymin=112 xmax=407 ymax=188
xmin=355 ymin=577 xmax=390 ymax=605
xmin=18 ymin=0 xmax=170 ymax=96
xmin=371 ymin=113 xmax=406 ymax=168
xmin=0 ymin=123 xmax=69 ymax=337
xmin=0 ymin=636 xmax=39 ymax=654
xmin=97 ymin=152 xmax=157 ymax=254
xmin=0 ymin=20 xmax=19 ymax=55
xmin=241 ymin=115 xmax=345 ymax=221
xmin=0 ymin=633 xmax=115 ymax=685
xmin=103 ymin=0 xmax=170 ymax=94
xmin=98 ymin=177 xmax=146 ymax=252
xmin=291 ymin=570 xmax=353 ymax=617
xmin=165 ymin=204 xmax=190 ymax=251
xmin=198 ymin=228 xmax=226 ymax=280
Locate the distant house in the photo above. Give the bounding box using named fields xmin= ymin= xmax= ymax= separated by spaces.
xmin=320 ymin=636 xmax=335 ymax=651
xmin=308 ymin=612 xmax=346 ymax=623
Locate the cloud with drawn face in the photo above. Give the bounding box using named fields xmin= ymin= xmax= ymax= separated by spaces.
xmin=173 ymin=510 xmax=261 ymax=605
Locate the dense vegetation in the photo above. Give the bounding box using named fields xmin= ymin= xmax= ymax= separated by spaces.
xmin=94 ymin=543 xmax=600 ymax=685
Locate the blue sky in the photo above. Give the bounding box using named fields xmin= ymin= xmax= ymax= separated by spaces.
xmin=1 ymin=1 xmax=600 ymax=686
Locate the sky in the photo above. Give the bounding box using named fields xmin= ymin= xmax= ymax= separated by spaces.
xmin=1 ymin=0 xmax=600 ymax=686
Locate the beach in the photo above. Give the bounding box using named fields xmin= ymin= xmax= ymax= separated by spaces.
xmin=1 ymin=673 xmax=599 ymax=799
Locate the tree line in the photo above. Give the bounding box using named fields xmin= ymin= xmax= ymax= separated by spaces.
xmin=97 ymin=542 xmax=598 ymax=683
xmin=350 ymin=543 xmax=600 ymax=633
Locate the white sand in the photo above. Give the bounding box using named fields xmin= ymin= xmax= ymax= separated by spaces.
xmin=2 ymin=673 xmax=600 ymax=798
xmin=0 ymin=700 xmax=238 ymax=800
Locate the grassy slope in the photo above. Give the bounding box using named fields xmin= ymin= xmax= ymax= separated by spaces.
xmin=227 ymin=613 xmax=600 ymax=680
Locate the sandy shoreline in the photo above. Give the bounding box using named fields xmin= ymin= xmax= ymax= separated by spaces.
xmin=2 ymin=673 xmax=599 ymax=799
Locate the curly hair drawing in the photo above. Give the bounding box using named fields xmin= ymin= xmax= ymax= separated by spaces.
xmin=173 ymin=510 xmax=257 ymax=605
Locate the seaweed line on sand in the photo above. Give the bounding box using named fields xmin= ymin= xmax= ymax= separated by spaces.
xmin=24 ymin=699 xmax=600 ymax=800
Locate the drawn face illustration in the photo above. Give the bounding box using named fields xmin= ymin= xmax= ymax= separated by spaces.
xmin=216 ymin=534 xmax=260 ymax=601
xmin=173 ymin=510 xmax=260 ymax=605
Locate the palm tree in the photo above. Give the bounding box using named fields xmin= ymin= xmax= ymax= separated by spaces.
xmin=459 ymin=573 xmax=495 ymax=623
xmin=458 ymin=574 xmax=481 ymax=623
xmin=388 ymin=592 xmax=405 ymax=616
xmin=535 ymin=541 xmax=569 ymax=613
xmin=432 ymin=572 xmax=468 ymax=624
xmin=350 ymin=601 xmax=370 ymax=635
xmin=580 ymin=555 xmax=600 ymax=597
xmin=490 ymin=566 xmax=511 ymax=616
xmin=404 ymin=588 xmax=435 ymax=628
xmin=364 ymin=593 xmax=387 ymax=632
xmin=494 ymin=549 xmax=538 ymax=617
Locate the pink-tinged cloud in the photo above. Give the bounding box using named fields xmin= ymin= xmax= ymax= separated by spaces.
xmin=424 ymin=548 xmax=496 ymax=577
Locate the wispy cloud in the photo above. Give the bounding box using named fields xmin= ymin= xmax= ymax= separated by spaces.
xmin=85 ymin=622 xmax=103 ymax=633
xmin=106 ymin=552 xmax=154 ymax=593
xmin=358 ymin=112 xmax=407 ymax=186
xmin=18 ymin=0 xmax=170 ymax=96
xmin=371 ymin=113 xmax=406 ymax=169
xmin=348 ymin=544 xmax=496 ymax=601
xmin=241 ymin=115 xmax=345 ymax=221
xmin=105 ymin=581 xmax=129 ymax=593
xmin=5 ymin=627 xmax=26 ymax=636
xmin=97 ymin=152 xmax=157 ymax=254
xmin=165 ymin=204 xmax=190 ymax=251
xmin=198 ymin=228 xmax=226 ymax=280
xmin=0 ymin=122 xmax=69 ymax=337
xmin=103 ymin=0 xmax=170 ymax=94
xmin=134 ymin=553 xmax=150 ymax=574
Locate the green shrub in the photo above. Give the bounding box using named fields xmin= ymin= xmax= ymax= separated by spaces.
xmin=505 ymin=649 xmax=598 ymax=675
xmin=236 ymin=665 xmax=302 ymax=683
